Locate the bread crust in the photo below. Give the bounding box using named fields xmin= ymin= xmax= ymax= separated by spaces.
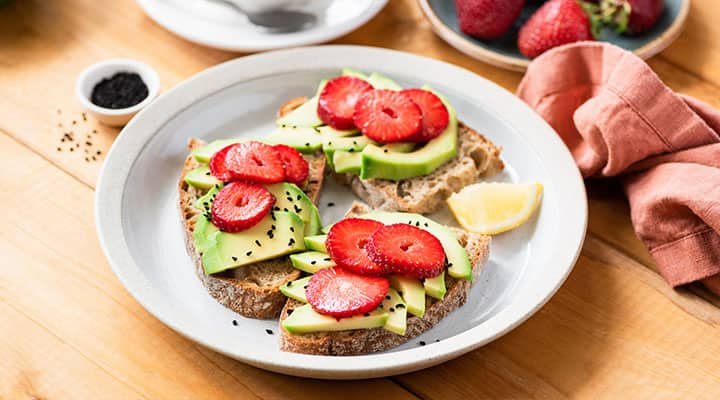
xmin=178 ymin=138 xmax=326 ymax=319
xmin=278 ymin=202 xmax=491 ymax=355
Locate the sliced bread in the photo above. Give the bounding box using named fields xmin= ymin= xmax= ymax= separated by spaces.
xmin=278 ymin=97 xmax=504 ymax=214
xmin=278 ymin=202 xmax=490 ymax=355
xmin=178 ymin=138 xmax=326 ymax=319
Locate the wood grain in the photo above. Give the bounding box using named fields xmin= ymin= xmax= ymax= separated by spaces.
xmin=1 ymin=0 xmax=720 ymax=398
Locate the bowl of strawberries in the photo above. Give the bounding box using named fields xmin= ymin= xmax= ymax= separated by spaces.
xmin=418 ymin=0 xmax=689 ymax=71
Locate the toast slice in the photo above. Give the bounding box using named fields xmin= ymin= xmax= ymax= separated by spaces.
xmin=178 ymin=138 xmax=326 ymax=319
xmin=278 ymin=97 xmax=504 ymax=214
xmin=278 ymin=202 xmax=491 ymax=355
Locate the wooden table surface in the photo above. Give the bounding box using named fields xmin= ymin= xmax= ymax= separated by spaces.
xmin=2 ymin=0 xmax=720 ymax=398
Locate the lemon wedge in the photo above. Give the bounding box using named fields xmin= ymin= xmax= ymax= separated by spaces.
xmin=447 ymin=182 xmax=543 ymax=235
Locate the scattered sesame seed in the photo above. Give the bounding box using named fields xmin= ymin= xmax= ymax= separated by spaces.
xmin=283 ymin=208 xmax=289 ymax=212
xmin=363 ymin=313 xmax=370 ymax=317
xmin=232 ymin=320 xmax=238 ymax=326
xmin=231 ymin=256 xmax=238 ymax=261
xmin=72 ymin=120 xmax=77 ymax=125
xmin=246 ymin=251 xmax=252 ymax=256
xmin=303 ymin=285 xmax=308 ymax=289
xmin=384 ymin=149 xmax=388 ymax=153
xmin=389 ymin=307 xmax=395 ymax=312
xmin=287 ymin=309 xmax=294 ymax=315
xmin=385 ymin=295 xmax=391 ymax=300
xmin=349 ymin=148 xmax=354 ymax=152
xmin=82 ymin=112 xmax=87 ymax=121
xmin=379 ymin=304 xmax=384 ymax=309
xmin=92 ymin=156 xmax=97 ymax=161
xmin=286 ymin=196 xmax=293 ymax=202
xmin=419 ymin=341 xmax=426 ymax=346
xmin=57 ymin=147 xmax=61 ymax=151
xmin=424 ymin=223 xmax=429 ymax=227
xmin=396 ymin=304 xmax=405 ymax=309
xmin=294 ymin=205 xmax=302 ymax=213
xmin=255 ymin=240 xmax=261 ymax=247
xmin=271 ymin=225 xmax=276 ymax=230
xmin=311 ymin=260 xmax=317 ymax=265
xmin=327 ymin=202 xmax=335 ymax=207
xmin=285 ymin=191 xmax=290 ymax=196
xmin=274 ymin=207 xmax=280 ymax=211
xmin=290 ymin=226 xmax=294 ymax=232
xmin=69 ymin=147 xmax=74 ymax=152
xmin=287 ymin=281 xmax=293 ymax=287
xmin=265 ymin=329 xmax=274 ymax=335
xmin=296 ymin=194 xmax=302 ymax=200
xmin=323 ymin=257 xmax=331 ymax=261
xmin=435 ymin=339 xmax=440 ymax=342
xmin=305 ymin=142 xmax=310 ymax=147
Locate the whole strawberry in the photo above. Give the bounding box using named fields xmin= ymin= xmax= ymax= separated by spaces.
xmin=601 ymin=0 xmax=664 ymax=35
xmin=518 ymin=0 xmax=598 ymax=59
xmin=456 ymin=0 xmax=526 ymax=40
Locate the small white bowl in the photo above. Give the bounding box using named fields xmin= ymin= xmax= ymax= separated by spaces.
xmin=76 ymin=59 xmax=160 ymax=127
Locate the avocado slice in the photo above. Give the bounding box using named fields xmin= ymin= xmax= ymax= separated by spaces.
xmin=266 ymin=183 xmax=322 ymax=236
xmin=184 ymin=165 xmax=221 ymax=190
xmin=324 ymin=135 xmax=376 ymax=169
xmin=192 ymin=138 xmax=245 ymax=163
xmin=289 ymin=251 xmax=335 ymax=274
xmin=316 ymin=125 xmax=359 ymax=138
xmin=424 ymin=271 xmax=447 ymax=300
xmin=382 ymin=288 xmax=407 ymax=335
xmin=194 ymin=184 xmax=222 ymax=211
xmin=193 ymin=215 xmax=219 ymax=254
xmin=388 ymin=275 xmax=425 ymax=318
xmin=201 ymin=211 xmax=305 ymax=274
xmin=341 ymin=67 xmax=368 ymax=80
xmin=265 ymin=126 xmax=324 ymax=154
xmin=276 ymin=80 xmax=327 ymax=128
xmin=333 ymin=151 xmax=362 ymax=175
xmin=367 ymin=72 xmax=402 ymax=90
xmin=359 ymin=211 xmax=472 ymax=281
xmin=360 ymin=86 xmax=457 ymax=181
xmin=303 ymin=235 xmax=327 ymax=253
xmin=282 ymin=304 xmax=388 ymax=334
xmin=280 ymin=276 xmax=311 ymax=303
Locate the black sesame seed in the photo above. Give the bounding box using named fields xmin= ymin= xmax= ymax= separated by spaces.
xmin=93 ymin=129 xmax=98 ymax=134
xmin=384 ymin=149 xmax=388 ymax=153
xmin=424 ymin=223 xmax=429 ymax=227
xmin=274 ymin=207 xmax=280 ymax=211
xmin=290 ymin=226 xmax=295 ymax=232
xmin=435 ymin=339 xmax=440 ymax=342
xmin=286 ymin=196 xmax=293 ymax=202
xmin=327 ymin=202 xmax=335 ymax=207
xmin=57 ymin=147 xmax=61 ymax=151
xmin=396 ymin=304 xmax=406 ymax=309
xmin=352 ymin=140 xmax=357 ymax=145
xmin=415 ymin=221 xmax=420 ymax=226
xmin=271 ymin=225 xmax=276 ymax=230
xmin=287 ymin=309 xmax=294 ymax=315
xmin=303 ymin=285 xmax=308 ymax=289
xmin=363 ymin=313 xmax=370 ymax=317
xmin=419 ymin=341 xmax=426 ymax=346
xmin=85 ymin=141 xmax=92 ymax=146
xmin=305 ymin=142 xmax=310 ymax=146
xmin=283 ymin=208 xmax=289 ymax=212
xmin=288 ymin=238 xmax=295 ymax=246
xmin=231 ymin=256 xmax=238 ymax=261
xmin=246 ymin=251 xmax=252 ymax=256
xmin=328 ymin=142 xmax=332 ymax=146
xmin=287 ymin=281 xmax=293 ymax=287
xmin=285 ymin=191 xmax=291 ymax=196
xmin=72 ymin=120 xmax=77 ymax=125
xmin=265 ymin=329 xmax=274 ymax=335
xmin=348 ymin=148 xmax=355 ymax=152
xmin=61 ymin=138 xmax=66 ymax=142
xmin=389 ymin=307 xmax=395 ymax=312
xmin=379 ymin=304 xmax=384 ymax=309
xmin=323 ymin=257 xmax=331 ymax=261
xmin=82 ymin=113 xmax=87 ymax=121
xmin=448 ymin=263 xmax=453 ymax=267
xmin=255 ymin=240 xmax=261 ymax=247
xmin=296 ymin=194 xmax=302 ymax=200
xmin=385 ymin=295 xmax=391 ymax=300
xmin=271 ymin=213 xmax=276 ymax=221
xmin=232 ymin=320 xmax=238 ymax=326
xmin=294 ymin=205 xmax=302 ymax=213
xmin=205 ymin=172 xmax=210 ymax=176
xmin=69 ymin=147 xmax=74 ymax=152
xmin=311 ymin=260 xmax=317 ymax=265
xmin=398 ymin=291 xmax=403 ymax=296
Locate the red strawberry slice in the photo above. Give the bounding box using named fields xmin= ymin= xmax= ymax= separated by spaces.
xmin=210 ymin=141 xmax=285 ymax=184
xmin=273 ymin=144 xmax=309 ymax=185
xmin=305 ymin=267 xmax=389 ymax=318
xmin=353 ymin=89 xmax=422 ymax=143
xmin=326 ymin=218 xmax=386 ymax=275
xmin=211 ymin=181 xmax=275 ymax=232
xmin=366 ymin=224 xmax=446 ymax=279
xmin=317 ymin=76 xmax=374 ymax=130
xmin=402 ymin=89 xmax=450 ymax=142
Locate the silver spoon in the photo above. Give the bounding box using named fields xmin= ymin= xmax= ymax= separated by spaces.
xmin=207 ymin=0 xmax=317 ymax=32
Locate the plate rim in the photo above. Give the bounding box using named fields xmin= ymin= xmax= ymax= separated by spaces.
xmin=134 ymin=0 xmax=389 ymax=52
xmin=417 ymin=0 xmax=691 ymax=72
xmin=95 ymin=45 xmax=588 ymax=379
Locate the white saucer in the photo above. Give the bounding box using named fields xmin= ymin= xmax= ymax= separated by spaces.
xmin=135 ymin=0 xmax=388 ymax=51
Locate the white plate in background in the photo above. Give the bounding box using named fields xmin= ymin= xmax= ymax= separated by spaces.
xmin=95 ymin=46 xmax=587 ymax=379
xmin=135 ymin=0 xmax=388 ymax=51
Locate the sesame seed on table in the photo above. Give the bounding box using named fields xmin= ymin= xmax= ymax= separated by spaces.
xmin=1 ymin=0 xmax=720 ymax=398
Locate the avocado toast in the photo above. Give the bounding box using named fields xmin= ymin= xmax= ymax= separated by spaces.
xmin=278 ymin=202 xmax=490 ymax=356
xmin=271 ymin=69 xmax=505 ymax=214
xmin=179 ymin=138 xmax=326 ymax=319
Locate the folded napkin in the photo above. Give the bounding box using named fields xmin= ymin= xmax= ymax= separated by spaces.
xmin=517 ymin=42 xmax=720 ymax=293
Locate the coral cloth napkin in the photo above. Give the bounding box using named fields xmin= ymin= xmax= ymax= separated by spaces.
xmin=517 ymin=42 xmax=720 ymax=292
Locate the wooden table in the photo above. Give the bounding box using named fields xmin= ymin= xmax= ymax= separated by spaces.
xmin=2 ymin=0 xmax=719 ymax=398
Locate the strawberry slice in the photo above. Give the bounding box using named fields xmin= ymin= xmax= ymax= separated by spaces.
xmin=402 ymin=89 xmax=450 ymax=142
xmin=317 ymin=76 xmax=374 ymax=130
xmin=366 ymin=224 xmax=446 ymax=279
xmin=211 ymin=181 xmax=275 ymax=232
xmin=210 ymin=141 xmax=285 ymax=184
xmin=326 ymin=218 xmax=386 ymax=275
xmin=305 ymin=267 xmax=389 ymax=318
xmin=353 ymin=89 xmax=422 ymax=143
xmin=273 ymin=144 xmax=309 ymax=185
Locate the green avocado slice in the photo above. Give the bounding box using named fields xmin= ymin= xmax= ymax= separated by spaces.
xmin=382 ymin=288 xmax=408 ymax=335
xmin=359 ymin=211 xmax=472 ymax=281
xmin=266 ymin=183 xmax=322 ymax=236
xmin=282 ymin=304 xmax=388 ymax=334
xmin=388 ymin=275 xmax=425 ymax=318
xmin=424 ymin=271 xmax=447 ymax=300
xmin=191 ymin=138 xmax=246 ymax=163
xmin=265 ymin=126 xmax=324 ymax=154
xmin=289 ymin=251 xmax=335 ymax=274
xmin=280 ymin=276 xmax=311 ymax=303
xmin=184 ymin=165 xmax=221 ymax=190
xmin=193 ymin=215 xmax=219 ymax=254
xmin=316 ymin=125 xmax=359 ymax=138
xmin=201 ymin=211 xmax=305 ymax=274
xmin=367 ymin=72 xmax=402 ymax=90
xmin=360 ymin=86 xmax=458 ymax=181
xmin=341 ymin=67 xmax=368 ymax=80
xmin=303 ymin=235 xmax=327 ymax=253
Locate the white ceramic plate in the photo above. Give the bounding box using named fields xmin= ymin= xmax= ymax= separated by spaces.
xmin=134 ymin=0 xmax=388 ymax=52
xmin=96 ymin=46 xmax=587 ymax=379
